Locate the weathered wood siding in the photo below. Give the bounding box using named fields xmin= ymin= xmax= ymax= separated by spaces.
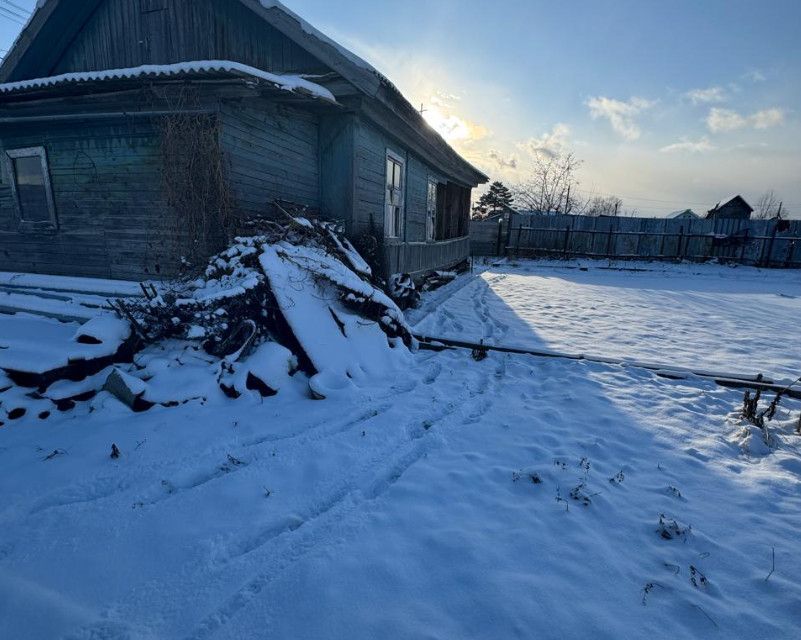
xmin=353 ymin=120 xmax=390 ymax=238
xmin=48 ymin=0 xmax=328 ymax=78
xmin=320 ymin=113 xmax=354 ymax=228
xmin=0 ymin=119 xmax=178 ymax=279
xmin=353 ymin=118 xmax=467 ymax=275
xmin=219 ymin=99 xmax=320 ymax=217
xmin=382 ymin=237 xmax=470 ymax=277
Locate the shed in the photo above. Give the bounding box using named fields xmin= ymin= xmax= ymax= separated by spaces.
xmin=706 ymin=196 xmax=753 ymax=221
xmin=0 ymin=0 xmax=487 ymax=281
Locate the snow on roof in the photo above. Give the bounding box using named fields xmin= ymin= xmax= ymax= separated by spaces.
xmin=667 ymin=209 xmax=697 ymax=218
xmin=0 ymin=60 xmax=337 ymax=103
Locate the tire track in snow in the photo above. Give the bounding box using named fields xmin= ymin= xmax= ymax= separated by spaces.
xmin=63 ymin=351 xmax=496 ymax=640
xmin=182 ymin=362 xmax=498 ymax=640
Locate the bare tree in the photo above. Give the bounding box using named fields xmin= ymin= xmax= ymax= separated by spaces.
xmin=512 ymin=152 xmax=585 ymax=214
xmin=583 ymin=195 xmax=624 ymax=217
xmin=754 ymin=190 xmax=785 ymax=220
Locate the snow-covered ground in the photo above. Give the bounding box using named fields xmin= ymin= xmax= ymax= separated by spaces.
xmin=414 ymin=259 xmax=801 ymax=381
xmin=1 ymin=261 xmax=800 ymax=639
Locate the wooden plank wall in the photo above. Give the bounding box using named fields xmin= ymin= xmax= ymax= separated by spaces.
xmin=320 ymin=113 xmax=354 ymax=230
xmin=354 ymin=118 xmax=466 ymax=275
xmin=219 ymin=99 xmax=320 ymax=218
xmin=500 ymin=213 xmax=801 ymax=267
xmin=353 ymin=120 xmax=391 ymax=238
xmin=382 ymin=237 xmax=470 ymax=278
xmin=50 ymin=0 xmax=329 ymax=78
xmin=0 ymin=119 xmax=178 ymax=280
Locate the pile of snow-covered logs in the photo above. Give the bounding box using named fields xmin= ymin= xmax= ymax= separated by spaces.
xmin=112 ymin=217 xmax=415 ymax=401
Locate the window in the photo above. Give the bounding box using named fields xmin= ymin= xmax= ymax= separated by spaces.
xmin=426 ymin=178 xmax=439 ymax=241
xmin=6 ymin=147 xmax=57 ymax=229
xmin=384 ymin=151 xmax=405 ymax=238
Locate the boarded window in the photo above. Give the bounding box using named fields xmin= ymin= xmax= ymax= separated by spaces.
xmin=7 ymin=147 xmax=57 ymax=228
xmin=385 ymin=152 xmax=405 ymax=238
xmin=434 ymin=181 xmax=470 ymax=241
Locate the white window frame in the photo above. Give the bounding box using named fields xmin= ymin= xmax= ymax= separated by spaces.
xmin=6 ymin=146 xmax=58 ymax=231
xmin=384 ymin=150 xmax=405 ymax=239
xmin=426 ymin=178 xmax=439 ymax=242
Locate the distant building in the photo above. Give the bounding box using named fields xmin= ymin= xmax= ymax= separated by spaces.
xmin=706 ymin=196 xmax=754 ymax=220
xmin=668 ymin=209 xmax=699 ymax=220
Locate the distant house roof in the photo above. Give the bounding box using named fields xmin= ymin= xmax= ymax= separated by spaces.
xmin=0 ymin=0 xmax=488 ymax=187
xmin=668 ymin=209 xmax=699 ymax=219
xmin=707 ymin=195 xmax=754 ymax=215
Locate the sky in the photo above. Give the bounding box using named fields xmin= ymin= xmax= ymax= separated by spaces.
xmin=1 ymin=0 xmax=800 ymax=217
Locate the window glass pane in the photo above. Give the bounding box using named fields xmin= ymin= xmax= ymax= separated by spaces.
xmin=13 ymin=156 xmax=50 ymax=223
xmin=386 ymin=158 xmax=394 ymax=187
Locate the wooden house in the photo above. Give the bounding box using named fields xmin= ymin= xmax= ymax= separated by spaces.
xmin=0 ymin=0 xmax=486 ymax=281
xmin=706 ymin=196 xmax=753 ymax=221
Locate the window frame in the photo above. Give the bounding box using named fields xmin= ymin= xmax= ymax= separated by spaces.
xmin=384 ymin=149 xmax=405 ymax=240
xmin=6 ymin=146 xmax=58 ymax=232
xmin=426 ymin=177 xmax=438 ymax=242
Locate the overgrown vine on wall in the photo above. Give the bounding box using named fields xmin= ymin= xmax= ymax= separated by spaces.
xmin=159 ymin=110 xmax=234 ymax=271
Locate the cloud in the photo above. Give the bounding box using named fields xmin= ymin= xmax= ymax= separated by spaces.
xmin=488 ymin=150 xmax=518 ymax=169
xmin=706 ymin=108 xmax=747 ymax=132
xmin=423 ymin=107 xmax=489 ymax=145
xmin=586 ymin=96 xmax=655 ymax=141
xmin=707 ymin=107 xmax=785 ymax=132
xmin=743 ymin=69 xmax=766 ymax=83
xmin=660 ymin=136 xmax=715 ymax=153
xmin=685 ymin=86 xmax=726 ymax=104
xmin=751 ymin=108 xmax=785 ymax=129
xmin=519 ymin=123 xmax=571 ymax=158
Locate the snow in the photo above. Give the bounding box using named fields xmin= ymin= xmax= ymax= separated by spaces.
xmin=0 ymin=313 xmax=130 ymax=375
xmin=260 ymin=243 xmax=410 ymax=392
xmin=414 ymin=260 xmax=801 ymax=382
xmin=73 ymin=314 xmax=131 ymax=346
xmin=0 ymin=60 xmax=336 ymax=103
xmin=1 ymin=343 xmax=800 ymax=637
xmin=0 ymin=272 xmax=144 ymax=297
xmin=0 ymin=290 xmax=102 ymax=322
xmin=241 ymin=342 xmax=297 ymax=391
xmin=1 ymin=260 xmax=800 ymax=638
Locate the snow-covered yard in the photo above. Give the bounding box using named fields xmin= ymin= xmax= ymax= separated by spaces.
xmin=1 ymin=261 xmax=800 ymax=639
xmin=413 ymin=260 xmax=801 ymax=381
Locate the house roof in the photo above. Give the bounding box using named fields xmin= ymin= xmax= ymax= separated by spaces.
xmin=0 ymin=60 xmax=337 ymax=102
xmin=0 ymin=0 xmax=488 ymax=187
xmin=708 ymin=195 xmax=754 ymax=214
xmin=667 ymin=209 xmax=698 ymax=218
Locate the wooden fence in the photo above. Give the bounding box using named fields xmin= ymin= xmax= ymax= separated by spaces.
xmin=471 ymin=213 xmax=801 ymax=268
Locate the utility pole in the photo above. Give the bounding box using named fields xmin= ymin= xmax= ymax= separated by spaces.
xmin=777 ymin=202 xmax=783 ymax=219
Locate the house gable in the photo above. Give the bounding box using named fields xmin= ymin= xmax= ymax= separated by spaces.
xmin=707 ymin=195 xmax=754 ymax=219
xmin=7 ymin=0 xmax=331 ymax=81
